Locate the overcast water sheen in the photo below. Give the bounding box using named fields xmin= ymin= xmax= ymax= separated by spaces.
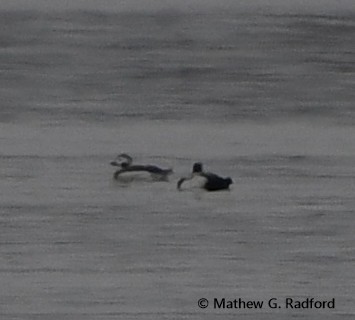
xmin=1 ymin=3 xmax=355 ymax=319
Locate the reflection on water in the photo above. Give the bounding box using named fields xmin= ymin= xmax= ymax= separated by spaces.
xmin=1 ymin=6 xmax=354 ymax=320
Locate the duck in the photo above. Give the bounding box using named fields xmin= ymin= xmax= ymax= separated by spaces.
xmin=110 ymin=153 xmax=173 ymax=181
xmin=177 ymin=162 xmax=233 ymax=191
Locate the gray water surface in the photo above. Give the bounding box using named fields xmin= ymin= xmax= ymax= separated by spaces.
xmin=1 ymin=4 xmax=355 ymax=319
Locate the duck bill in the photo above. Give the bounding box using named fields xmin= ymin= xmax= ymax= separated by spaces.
xmin=110 ymin=161 xmax=120 ymax=167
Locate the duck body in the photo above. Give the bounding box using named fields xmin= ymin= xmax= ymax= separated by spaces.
xmin=200 ymin=172 xmax=233 ymax=191
xmin=177 ymin=162 xmax=232 ymax=191
xmin=111 ymin=154 xmax=173 ymax=181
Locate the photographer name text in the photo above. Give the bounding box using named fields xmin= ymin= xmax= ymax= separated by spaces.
xmin=198 ymin=297 xmax=335 ymax=310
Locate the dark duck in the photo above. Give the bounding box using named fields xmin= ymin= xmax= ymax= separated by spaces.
xmin=110 ymin=153 xmax=173 ymax=181
xmin=177 ymin=162 xmax=233 ymax=191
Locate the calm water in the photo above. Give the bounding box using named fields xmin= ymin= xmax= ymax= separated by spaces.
xmin=1 ymin=5 xmax=355 ymax=320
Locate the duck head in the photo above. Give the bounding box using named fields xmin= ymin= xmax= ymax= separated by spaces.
xmin=110 ymin=153 xmax=133 ymax=168
xmin=192 ymin=162 xmax=203 ymax=174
